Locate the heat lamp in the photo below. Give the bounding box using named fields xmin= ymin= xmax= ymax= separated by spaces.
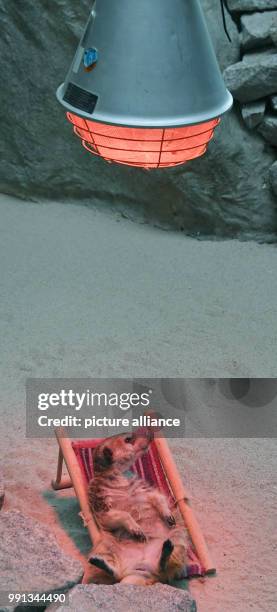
xmin=57 ymin=0 xmax=232 ymax=169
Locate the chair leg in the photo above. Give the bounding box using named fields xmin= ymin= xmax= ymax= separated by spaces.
xmin=154 ymin=434 xmax=216 ymax=574
xmin=54 ymin=427 xmax=101 ymax=546
xmin=51 ymin=477 xmax=73 ymax=490
xmin=51 ymin=448 xmax=73 ymax=490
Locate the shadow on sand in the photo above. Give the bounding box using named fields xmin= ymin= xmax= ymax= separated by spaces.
xmin=43 ymin=490 xmax=92 ymax=556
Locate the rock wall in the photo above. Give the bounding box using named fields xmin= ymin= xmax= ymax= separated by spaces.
xmin=228 ymin=1 xmax=277 ymax=12
xmin=47 ymin=584 xmax=197 ymax=612
xmin=1 ymin=511 xmax=83 ymax=609
xmin=0 ymin=0 xmax=276 ymax=240
xmin=224 ymin=0 xmax=277 ymax=198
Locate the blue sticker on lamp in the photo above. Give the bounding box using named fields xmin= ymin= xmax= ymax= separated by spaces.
xmin=83 ymin=48 xmax=99 ymax=70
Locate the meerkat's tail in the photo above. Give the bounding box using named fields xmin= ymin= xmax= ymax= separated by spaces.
xmin=159 ymin=539 xmax=174 ymax=571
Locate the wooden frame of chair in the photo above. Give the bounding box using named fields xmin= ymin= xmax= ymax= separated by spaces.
xmin=51 ymin=426 xmax=215 ymax=574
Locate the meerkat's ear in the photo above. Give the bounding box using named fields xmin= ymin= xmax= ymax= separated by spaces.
xmin=103 ymin=446 xmax=113 ymax=464
xmin=94 ymin=445 xmax=113 ymax=471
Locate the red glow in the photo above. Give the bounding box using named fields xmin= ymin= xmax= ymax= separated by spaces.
xmin=67 ymin=112 xmax=220 ymax=169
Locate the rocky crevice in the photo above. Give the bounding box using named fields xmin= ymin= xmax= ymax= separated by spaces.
xmin=224 ymin=0 xmax=277 ymax=196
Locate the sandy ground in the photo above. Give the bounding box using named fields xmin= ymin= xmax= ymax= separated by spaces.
xmin=1 ymin=194 xmax=277 ymax=381
xmin=2 ymin=434 xmax=277 ymax=612
xmin=1 ymin=194 xmax=277 ymax=611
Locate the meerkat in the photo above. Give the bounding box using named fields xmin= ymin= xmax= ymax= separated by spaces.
xmin=86 ymin=430 xmax=188 ymax=585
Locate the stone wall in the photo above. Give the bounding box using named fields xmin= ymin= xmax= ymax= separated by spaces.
xmin=0 ymin=0 xmax=276 ymax=240
xmin=224 ymin=0 xmax=277 ymax=198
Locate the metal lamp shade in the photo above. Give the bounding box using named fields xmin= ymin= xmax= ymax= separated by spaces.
xmin=57 ymin=0 xmax=233 ymax=169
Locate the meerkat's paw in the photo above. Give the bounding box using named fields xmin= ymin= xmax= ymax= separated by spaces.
xmin=163 ymin=513 xmax=176 ymax=527
xmin=131 ymin=527 xmax=147 ymax=542
xmin=153 ymin=496 xmax=176 ymax=527
xmin=125 ymin=517 xmax=147 ymax=541
xmin=89 ymin=555 xmax=118 ymax=579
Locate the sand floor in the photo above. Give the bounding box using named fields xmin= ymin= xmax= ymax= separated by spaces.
xmin=0 ymin=194 xmax=277 ymax=381
xmin=1 ymin=194 xmax=277 ymax=611
xmin=2 ymin=433 xmax=277 ymax=612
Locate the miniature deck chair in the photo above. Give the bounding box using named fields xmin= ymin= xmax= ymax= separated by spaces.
xmin=52 ymin=427 xmax=215 ymax=579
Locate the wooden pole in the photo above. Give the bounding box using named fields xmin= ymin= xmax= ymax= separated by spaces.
xmin=154 ymin=435 xmax=216 ymax=574
xmin=51 ymin=447 xmax=73 ymax=490
xmin=54 ymin=428 xmax=101 ymax=546
xmin=51 ymin=476 xmax=73 ymax=490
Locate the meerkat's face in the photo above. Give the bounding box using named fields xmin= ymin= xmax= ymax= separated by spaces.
xmin=93 ymin=430 xmax=153 ymax=473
